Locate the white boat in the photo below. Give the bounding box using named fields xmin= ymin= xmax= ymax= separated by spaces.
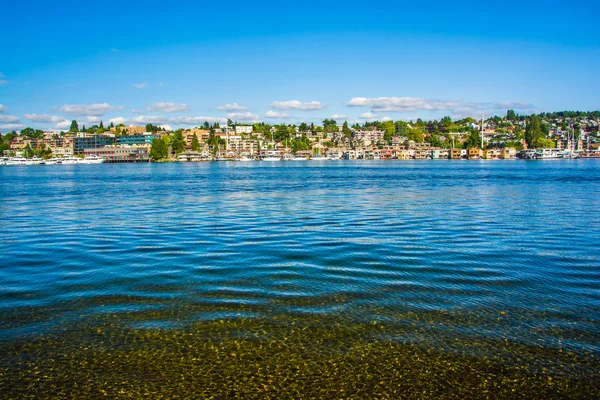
xmin=262 ymin=132 xmax=280 ymax=161
xmin=535 ymin=149 xmax=563 ymax=159
xmin=7 ymin=156 xmax=28 ymax=165
xmin=519 ymin=150 xmax=537 ymax=160
xmin=560 ymin=150 xmax=579 ymax=159
xmin=60 ymin=156 xmax=80 ymax=164
xmin=238 ymin=156 xmax=253 ymax=162
xmin=29 ymin=156 xmax=43 ymax=165
xmin=81 ymin=154 xmax=105 ymax=164
xmin=44 ymin=158 xmax=60 ymax=165
xmin=294 ymin=155 xmax=309 ymax=161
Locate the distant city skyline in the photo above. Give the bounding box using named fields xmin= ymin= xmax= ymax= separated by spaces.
xmin=1 ymin=0 xmax=599 ymax=132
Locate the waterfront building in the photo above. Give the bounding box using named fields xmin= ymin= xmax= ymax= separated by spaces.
xmin=451 ymin=148 xmax=467 ymax=159
xmin=178 ymin=151 xmax=211 ymax=162
xmin=414 ymin=148 xmax=429 ymax=159
xmin=501 ymin=148 xmax=517 ymax=160
xmin=468 ymin=148 xmax=483 ymax=160
xmin=74 ymin=135 xmax=117 ymax=155
xmin=116 ymin=134 xmax=157 ymax=147
xmin=84 ymin=147 xmax=149 ymax=162
xmin=483 ymin=149 xmax=501 ymax=159
xmin=396 ymin=149 xmax=411 ymax=160
xmin=432 ymin=149 xmax=450 ymax=159
xmin=49 ymin=146 xmax=74 ymax=157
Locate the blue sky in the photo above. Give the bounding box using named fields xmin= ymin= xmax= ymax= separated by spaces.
xmin=1 ymin=0 xmax=599 ymax=132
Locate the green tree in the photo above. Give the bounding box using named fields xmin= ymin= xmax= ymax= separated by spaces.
xmin=406 ymin=127 xmax=425 ymax=143
xmin=537 ymin=137 xmax=555 ymax=148
xmin=507 ymin=109 xmax=517 ymax=121
xmin=275 ymin=124 xmax=292 ymax=142
xmin=70 ymin=120 xmax=79 ymax=132
xmin=464 ymin=129 xmax=482 ymax=148
xmin=342 ymin=121 xmax=351 ymax=137
xmin=23 ymin=143 xmax=34 ymax=158
xmin=426 ymin=133 xmax=443 ymax=148
xmin=191 ymin=133 xmax=200 ymax=151
xmin=149 ymin=138 xmax=168 ymax=161
xmin=525 ymin=115 xmax=544 ymax=149
xmin=171 ymin=130 xmax=185 ymax=154
xmin=395 ymin=121 xmax=408 ymax=136
xmin=380 ymin=121 xmax=395 ymax=143
xmin=99 ymin=121 xmax=104 ymax=129
xmin=20 ymin=127 xmax=35 ymax=138
xmin=322 ymin=119 xmax=338 ymax=133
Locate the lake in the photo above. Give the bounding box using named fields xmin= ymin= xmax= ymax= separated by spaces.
xmin=1 ymin=160 xmax=599 ymax=398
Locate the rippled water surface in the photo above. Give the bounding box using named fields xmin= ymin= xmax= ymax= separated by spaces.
xmin=1 ymin=161 xmax=599 ymax=397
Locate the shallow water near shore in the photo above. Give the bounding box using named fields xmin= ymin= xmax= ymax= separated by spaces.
xmin=1 ymin=160 xmax=599 ymax=398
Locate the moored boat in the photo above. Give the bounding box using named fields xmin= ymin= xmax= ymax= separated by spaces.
xmin=535 ymin=148 xmax=563 ymax=159
xmin=81 ymin=154 xmax=105 ymax=164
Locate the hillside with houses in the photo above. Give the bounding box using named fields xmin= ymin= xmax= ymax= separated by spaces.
xmin=1 ymin=110 xmax=599 ymax=163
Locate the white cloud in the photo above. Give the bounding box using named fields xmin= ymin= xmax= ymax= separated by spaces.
xmin=86 ymin=116 xmax=102 ymax=124
xmin=55 ymin=120 xmax=72 ymax=130
xmin=24 ymin=114 xmax=63 ymax=123
xmin=0 ymin=115 xmax=20 ymax=123
xmin=329 ymin=114 xmax=348 ymax=120
xmin=348 ymin=97 xmax=460 ymax=112
xmin=0 ymin=124 xmax=25 ymax=130
xmin=132 ymin=109 xmax=144 ymax=114
xmin=347 ymin=96 xmax=536 ymax=118
xmin=217 ymin=103 xmax=248 ymax=111
xmin=109 ymin=117 xmax=127 ymax=125
xmin=0 ymin=80 xmax=7 ymax=86
xmin=226 ymin=112 xmax=261 ymax=123
xmin=60 ymin=103 xmax=123 ymax=116
xmin=170 ymin=116 xmax=227 ymax=125
xmin=130 ymin=115 xmax=169 ymax=125
xmin=271 ymin=100 xmax=326 ymax=111
xmin=131 ymin=82 xmax=148 ymax=89
xmin=0 ymin=104 xmax=6 ymax=112
xmin=147 ymin=102 xmax=189 ymax=113
xmin=359 ymin=112 xmax=377 ymax=119
xmin=264 ymin=110 xmax=292 ymax=119
xmin=493 ymin=102 xmax=534 ymax=110
xmin=382 ymin=116 xmax=393 ymax=122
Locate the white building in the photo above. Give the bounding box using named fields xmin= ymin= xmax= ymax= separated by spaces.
xmin=235 ymin=126 xmax=253 ymax=135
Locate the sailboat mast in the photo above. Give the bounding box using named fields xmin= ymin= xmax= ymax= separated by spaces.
xmin=481 ymin=115 xmax=484 ymax=149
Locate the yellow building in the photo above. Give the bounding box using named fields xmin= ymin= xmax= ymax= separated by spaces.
xmin=468 ymin=148 xmax=483 ymax=159
xmin=483 ymin=149 xmax=500 ymax=159
xmin=451 ymin=148 xmax=466 ymax=159
xmin=122 ymin=126 xmax=146 ymax=134
xmin=182 ymin=129 xmax=210 ymax=146
xmin=501 ymin=148 xmax=517 ymax=160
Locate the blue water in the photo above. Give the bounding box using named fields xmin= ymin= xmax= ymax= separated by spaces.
xmin=1 ymin=161 xmax=599 ymax=353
